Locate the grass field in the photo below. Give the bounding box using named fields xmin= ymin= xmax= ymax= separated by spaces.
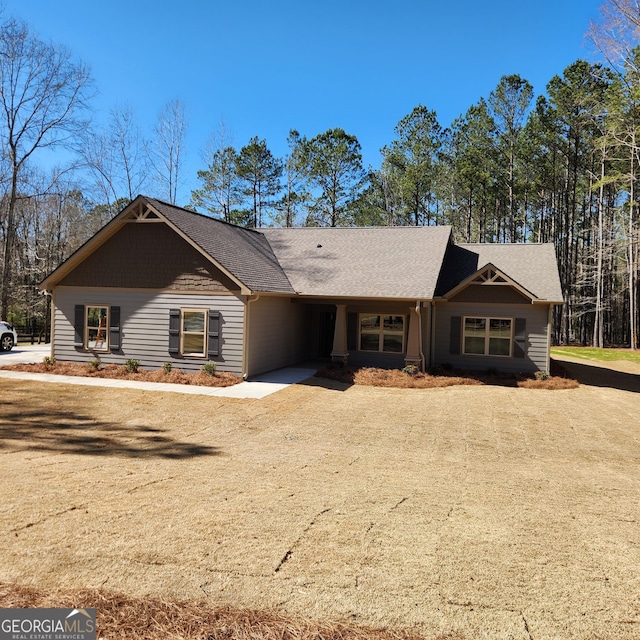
xmin=551 ymin=345 xmax=640 ymax=364
xmin=1 ymin=357 xmax=639 ymax=639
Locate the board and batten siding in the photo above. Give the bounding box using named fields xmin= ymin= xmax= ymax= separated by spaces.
xmin=433 ymin=301 xmax=552 ymax=374
xmin=246 ymin=296 xmax=311 ymax=376
xmin=53 ymin=288 xmax=245 ymax=375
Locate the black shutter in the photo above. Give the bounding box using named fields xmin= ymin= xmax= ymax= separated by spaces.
xmin=449 ymin=316 xmax=461 ymax=355
xmin=347 ymin=313 xmax=357 ymax=351
xmin=169 ymin=309 xmax=180 ymax=353
xmin=208 ymin=310 xmax=220 ymax=357
xmin=514 ymin=318 xmax=527 ymax=358
xmin=74 ymin=305 xmax=84 ymax=348
xmin=109 ymin=306 xmax=121 ymax=351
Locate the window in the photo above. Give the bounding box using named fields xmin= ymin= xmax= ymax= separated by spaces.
xmin=463 ymin=316 xmax=512 ymax=357
xmin=169 ymin=308 xmax=220 ymax=358
xmin=85 ymin=306 xmax=110 ymax=351
xmin=359 ymin=314 xmax=405 ymax=353
xmin=181 ymin=309 xmax=207 ymax=357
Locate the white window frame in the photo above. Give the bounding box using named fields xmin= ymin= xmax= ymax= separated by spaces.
xmin=85 ymin=305 xmax=110 ymax=352
xmin=180 ymin=308 xmax=208 ymax=357
xmin=462 ymin=316 xmax=513 ymax=357
xmin=358 ymin=313 xmax=406 ymax=354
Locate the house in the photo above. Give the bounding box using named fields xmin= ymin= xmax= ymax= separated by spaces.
xmin=39 ymin=195 xmax=563 ymax=378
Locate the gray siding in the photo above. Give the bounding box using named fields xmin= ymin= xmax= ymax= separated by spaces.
xmin=53 ymin=288 xmax=245 ymax=375
xmin=433 ymin=301 xmax=551 ymax=374
xmin=246 ymin=296 xmax=311 ymax=376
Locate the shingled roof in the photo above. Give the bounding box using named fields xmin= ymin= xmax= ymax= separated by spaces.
xmin=145 ymin=199 xmax=295 ymax=294
xmin=260 ymin=226 xmax=453 ymax=298
xmin=40 ymin=197 xmax=562 ymax=305
xmin=437 ymin=243 xmax=563 ymax=302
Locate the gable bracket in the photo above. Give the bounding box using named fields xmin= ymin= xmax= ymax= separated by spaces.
xmin=124 ymin=202 xmax=162 ymax=222
xmin=471 ymin=267 xmax=510 ymax=285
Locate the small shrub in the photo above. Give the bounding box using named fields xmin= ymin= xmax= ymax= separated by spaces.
xmin=402 ymin=364 xmax=419 ymax=376
xmin=534 ymin=369 xmax=550 ymax=381
xmin=162 ymin=362 xmax=173 ymax=375
xmin=42 ymin=356 xmax=56 ymax=369
xmin=201 ymin=362 xmax=217 ymax=376
xmin=124 ymin=359 xmax=140 ymax=373
xmin=88 ymin=357 xmax=101 ymax=371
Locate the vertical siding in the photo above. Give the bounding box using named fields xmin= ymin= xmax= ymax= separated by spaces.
xmin=433 ymin=302 xmax=551 ymax=374
xmin=53 ymin=288 xmax=245 ymax=375
xmin=246 ymin=296 xmax=311 ymax=376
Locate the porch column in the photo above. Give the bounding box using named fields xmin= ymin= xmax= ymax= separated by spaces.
xmin=330 ymin=304 xmax=349 ymax=365
xmin=405 ymin=304 xmax=423 ymax=370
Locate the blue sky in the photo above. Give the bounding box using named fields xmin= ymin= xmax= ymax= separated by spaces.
xmin=6 ymin=0 xmax=604 ymax=205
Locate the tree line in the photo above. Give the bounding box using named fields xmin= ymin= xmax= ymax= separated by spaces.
xmin=1 ymin=1 xmax=639 ymax=349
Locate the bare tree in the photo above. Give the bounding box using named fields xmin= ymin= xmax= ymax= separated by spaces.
xmin=590 ymin=2 xmax=640 ymax=348
xmin=0 ymin=17 xmax=92 ymax=319
xmin=84 ymin=104 xmax=149 ymax=210
xmin=589 ymin=1 xmax=640 ymax=74
xmin=150 ymin=99 xmax=187 ymax=204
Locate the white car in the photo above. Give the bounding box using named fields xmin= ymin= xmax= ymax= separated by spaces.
xmin=0 ymin=321 xmax=17 ymax=351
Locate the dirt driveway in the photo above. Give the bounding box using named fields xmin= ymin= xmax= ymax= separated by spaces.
xmin=1 ymin=359 xmax=639 ymax=640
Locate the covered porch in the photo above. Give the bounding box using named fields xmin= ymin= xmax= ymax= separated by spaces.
xmin=306 ymin=299 xmax=433 ymax=372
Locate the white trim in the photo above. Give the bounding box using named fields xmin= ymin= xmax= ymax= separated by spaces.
xmin=179 ymin=308 xmax=208 ymax=358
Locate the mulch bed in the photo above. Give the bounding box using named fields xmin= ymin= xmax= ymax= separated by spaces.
xmin=0 ymin=582 xmax=442 ymax=640
xmin=0 ymin=359 xmax=578 ymax=391
xmin=0 ymin=361 xmax=242 ymax=388
xmin=317 ymin=359 xmax=578 ymax=390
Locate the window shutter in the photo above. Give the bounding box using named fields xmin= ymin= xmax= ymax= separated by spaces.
xmin=74 ymin=305 xmax=84 ymax=348
xmin=109 ymin=306 xmax=121 ymax=351
xmin=347 ymin=313 xmax=357 ymax=351
xmin=514 ymin=318 xmax=527 ymax=358
xmin=208 ymin=310 xmax=220 ymax=357
xmin=169 ymin=309 xmax=180 ymax=353
xmin=449 ymin=316 xmax=461 ymax=355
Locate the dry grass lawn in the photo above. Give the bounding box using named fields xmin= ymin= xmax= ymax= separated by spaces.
xmin=0 ymin=355 xmax=639 ymax=639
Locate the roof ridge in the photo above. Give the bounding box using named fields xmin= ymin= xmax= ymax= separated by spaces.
xmin=143 ymin=196 xmax=266 ymax=237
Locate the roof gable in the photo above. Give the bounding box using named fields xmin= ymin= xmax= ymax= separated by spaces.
xmin=57 ymin=220 xmax=239 ymax=292
xmin=436 ymin=243 xmax=563 ymax=303
xmin=40 ymin=196 xmax=295 ymax=294
xmin=443 ymin=263 xmax=537 ymax=302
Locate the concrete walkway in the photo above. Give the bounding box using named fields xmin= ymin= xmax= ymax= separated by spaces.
xmin=0 ymin=345 xmax=318 ymax=399
xmin=0 ymin=343 xmax=51 ymax=365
